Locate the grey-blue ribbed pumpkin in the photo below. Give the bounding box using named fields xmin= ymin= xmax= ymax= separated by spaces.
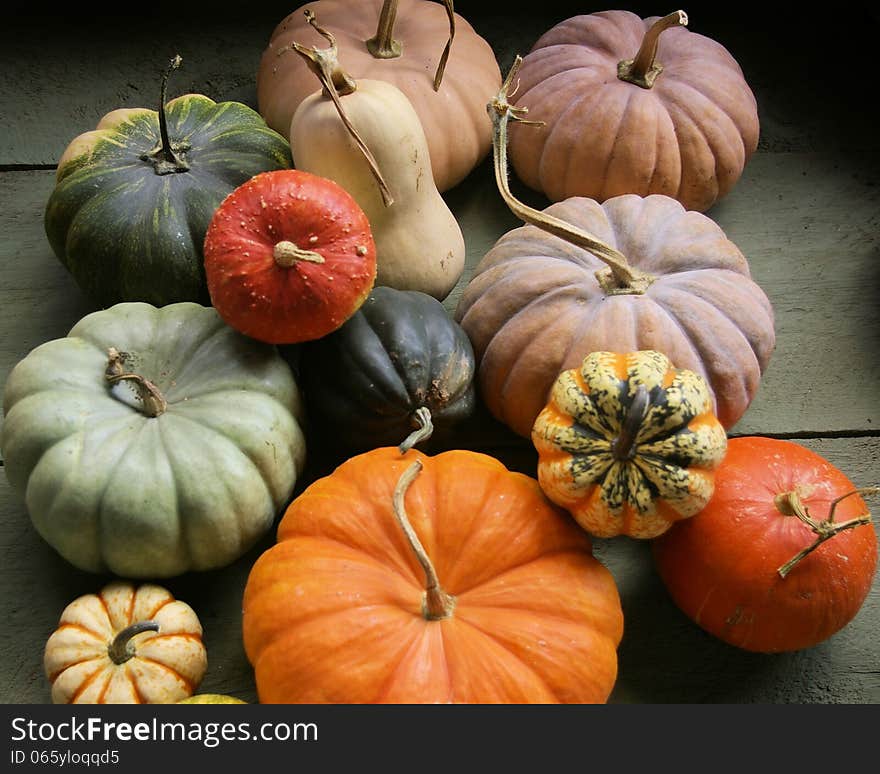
xmin=1 ymin=302 xmax=307 ymax=578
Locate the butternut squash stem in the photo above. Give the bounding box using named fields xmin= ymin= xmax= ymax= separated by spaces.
xmin=399 ymin=406 xmax=434 ymax=454
xmin=143 ymin=55 xmax=189 ymax=174
xmin=775 ymin=486 xmax=879 ymax=578
xmin=286 ymin=10 xmax=394 ymax=207
xmin=488 ymin=56 xmax=655 ymax=295
xmin=105 ymin=348 xmax=167 ymax=418
xmin=108 ymin=621 xmax=160 ymax=665
xmin=392 ymin=459 xmax=456 ymax=620
xmin=273 ymin=240 xmax=325 ymax=266
xmin=618 ymin=10 xmax=688 ymax=89
xmin=366 ymin=0 xmax=402 ymax=58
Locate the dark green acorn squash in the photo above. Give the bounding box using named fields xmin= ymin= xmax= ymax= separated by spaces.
xmin=301 ymin=286 xmax=476 ymax=453
xmin=44 ymin=56 xmax=292 ymax=308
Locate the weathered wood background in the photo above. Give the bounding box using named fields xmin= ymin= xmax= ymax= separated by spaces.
xmin=1 ymin=1 xmax=878 ymax=703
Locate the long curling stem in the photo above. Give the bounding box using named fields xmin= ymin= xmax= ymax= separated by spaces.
xmin=488 ymin=57 xmax=654 ymax=295
xmin=391 ymin=459 xmax=455 ymax=620
xmin=286 ymin=10 xmax=394 ymax=207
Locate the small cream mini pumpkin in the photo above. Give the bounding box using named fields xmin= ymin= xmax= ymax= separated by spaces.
xmin=44 ymin=581 xmax=207 ymax=704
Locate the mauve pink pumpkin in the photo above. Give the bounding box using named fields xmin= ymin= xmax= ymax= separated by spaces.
xmin=508 ymin=10 xmax=759 ymax=212
xmin=454 ymin=193 xmax=775 ymax=439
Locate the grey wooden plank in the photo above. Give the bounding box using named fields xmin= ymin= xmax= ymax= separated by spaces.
xmin=713 ymin=151 xmax=880 ymax=435
xmin=0 ymin=170 xmax=95 ymax=432
xmin=2 ymin=435 xmax=877 ymax=704
xmin=0 ymin=17 xmax=272 ymax=166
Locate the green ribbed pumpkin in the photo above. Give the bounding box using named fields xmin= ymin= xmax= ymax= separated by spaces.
xmin=1 ymin=302 xmax=307 ymax=579
xmin=44 ymin=57 xmax=292 ymax=308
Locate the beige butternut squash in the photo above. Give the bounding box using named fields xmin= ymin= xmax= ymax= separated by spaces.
xmin=287 ymin=12 xmax=465 ymax=301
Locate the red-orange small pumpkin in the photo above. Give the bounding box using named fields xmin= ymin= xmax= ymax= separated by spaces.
xmin=203 ymin=169 xmax=377 ymax=344
xmin=242 ymin=446 xmax=624 ymax=704
xmin=652 ymin=437 xmax=878 ymax=653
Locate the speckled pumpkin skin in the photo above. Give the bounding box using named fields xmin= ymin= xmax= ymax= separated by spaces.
xmin=532 ymin=350 xmax=728 ymax=539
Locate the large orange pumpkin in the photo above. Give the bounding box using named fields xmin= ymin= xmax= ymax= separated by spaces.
xmin=257 ymin=0 xmax=502 ymax=192
xmin=508 ymin=10 xmax=759 ymax=211
xmin=242 ymin=446 xmax=624 ymax=704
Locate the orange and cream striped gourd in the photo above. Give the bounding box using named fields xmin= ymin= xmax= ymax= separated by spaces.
xmin=532 ymin=350 xmax=728 ymax=539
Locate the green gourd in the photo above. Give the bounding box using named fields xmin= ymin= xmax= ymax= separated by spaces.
xmin=301 ymin=285 xmax=475 ymax=454
xmin=44 ymin=57 xmax=292 ymax=308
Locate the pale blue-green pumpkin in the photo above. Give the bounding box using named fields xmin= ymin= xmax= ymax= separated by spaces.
xmin=1 ymin=302 xmax=307 ymax=578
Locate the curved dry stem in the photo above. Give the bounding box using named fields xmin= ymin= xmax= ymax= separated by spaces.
xmin=392 ymin=459 xmax=455 ymax=620
xmin=142 ymin=55 xmax=189 ymax=174
xmin=433 ymin=0 xmax=456 ymax=91
xmin=105 ymin=348 xmax=167 ymax=418
xmin=399 ymin=406 xmax=434 ymax=454
xmin=488 ymin=56 xmax=654 ymax=295
xmin=107 ymin=621 xmax=160 ymax=665
xmin=285 ymin=10 xmax=394 ymax=207
xmin=776 ymin=486 xmax=879 ymax=578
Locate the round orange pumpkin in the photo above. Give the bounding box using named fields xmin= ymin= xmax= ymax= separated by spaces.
xmin=203 ymin=168 xmax=377 ymax=345
xmin=256 ymin=0 xmax=502 ymax=192
xmin=508 ymin=10 xmax=759 ymax=211
xmin=242 ymin=446 xmax=624 ymax=703
xmin=652 ymin=437 xmax=878 ymax=653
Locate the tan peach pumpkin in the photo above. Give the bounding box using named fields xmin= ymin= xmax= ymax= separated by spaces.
xmin=508 ymin=10 xmax=759 ymax=211
xmin=257 ymin=0 xmax=501 ymax=192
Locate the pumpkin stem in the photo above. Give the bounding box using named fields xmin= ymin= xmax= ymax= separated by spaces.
xmin=392 ymin=459 xmax=456 ymax=621
xmin=488 ymin=57 xmax=655 ymax=295
xmin=611 ymin=384 xmax=651 ymax=461
xmin=365 ymin=0 xmax=454 ymax=90
xmin=399 ymin=406 xmax=434 ymax=454
xmin=366 ymin=0 xmax=402 ymax=59
xmin=141 ymin=55 xmax=190 ymax=175
xmin=285 ymin=10 xmax=394 ymax=207
xmin=432 ymin=1 xmax=456 ymax=92
xmin=618 ymin=10 xmax=688 ymax=89
xmin=107 ymin=621 xmax=160 ymax=665
xmin=775 ymin=486 xmax=879 ymax=578
xmin=105 ymin=348 xmax=167 ymax=418
xmin=273 ymin=240 xmax=326 ymax=267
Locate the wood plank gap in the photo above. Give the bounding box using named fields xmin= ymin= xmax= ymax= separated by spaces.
xmin=728 ymin=429 xmax=880 ymax=441
xmin=0 ymin=165 xmax=56 ymax=172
